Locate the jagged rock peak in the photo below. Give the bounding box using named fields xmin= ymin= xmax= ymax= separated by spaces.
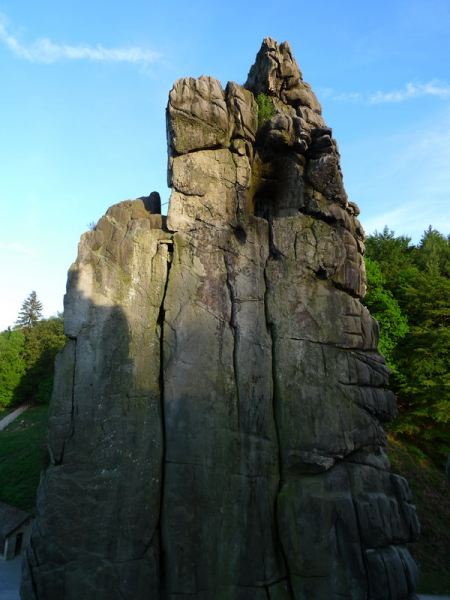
xmin=245 ymin=37 xmax=322 ymax=115
xmin=21 ymin=39 xmax=419 ymax=600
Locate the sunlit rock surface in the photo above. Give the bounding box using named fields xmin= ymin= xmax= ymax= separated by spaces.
xmin=22 ymin=38 xmax=419 ymax=600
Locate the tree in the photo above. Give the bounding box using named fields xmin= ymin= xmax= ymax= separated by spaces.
xmin=416 ymin=226 xmax=450 ymax=277
xmin=15 ymin=291 xmax=43 ymax=331
xmin=16 ymin=313 xmax=66 ymax=404
xmin=362 ymin=257 xmax=408 ymax=373
xmin=364 ymin=226 xmax=450 ymax=464
xmin=0 ymin=329 xmax=26 ymax=407
xmin=364 ymin=226 xmax=415 ymax=290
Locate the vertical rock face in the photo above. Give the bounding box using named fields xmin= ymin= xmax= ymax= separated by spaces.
xmin=22 ymin=38 xmax=420 ymax=600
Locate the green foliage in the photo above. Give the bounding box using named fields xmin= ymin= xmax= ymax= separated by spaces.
xmin=0 ymin=329 xmax=26 ymax=407
xmin=363 ymin=257 xmax=408 ymax=372
xmin=365 ymin=226 xmax=415 ymax=288
xmin=0 ymin=405 xmax=49 ymax=514
xmin=416 ymin=226 xmax=450 ymax=277
xmin=255 ymin=93 xmax=275 ymax=128
xmin=0 ymin=300 xmax=66 ymax=408
xmin=364 ymin=226 xmax=450 ymax=463
xmin=14 ymin=291 xmax=43 ymax=331
xmin=16 ymin=313 xmax=66 ymax=404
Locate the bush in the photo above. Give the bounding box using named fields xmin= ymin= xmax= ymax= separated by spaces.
xmin=256 ymin=93 xmax=275 ymax=128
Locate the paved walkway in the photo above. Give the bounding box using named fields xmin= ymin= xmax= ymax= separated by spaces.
xmin=0 ymin=555 xmax=22 ymax=600
xmin=0 ymin=403 xmax=30 ymax=431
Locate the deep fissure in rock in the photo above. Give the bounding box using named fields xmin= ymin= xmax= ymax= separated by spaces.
xmin=157 ymin=239 xmax=173 ymax=596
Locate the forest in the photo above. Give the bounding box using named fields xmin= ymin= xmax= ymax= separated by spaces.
xmin=0 ymin=292 xmax=65 ymax=408
xmin=362 ymin=225 xmax=450 ymax=465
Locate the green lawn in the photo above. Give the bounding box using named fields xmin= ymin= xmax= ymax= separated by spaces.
xmin=0 ymin=405 xmax=49 ymax=515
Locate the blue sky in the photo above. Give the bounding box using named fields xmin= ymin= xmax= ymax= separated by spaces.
xmin=1 ymin=0 xmax=450 ymax=330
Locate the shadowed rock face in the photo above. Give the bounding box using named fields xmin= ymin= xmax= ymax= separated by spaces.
xmin=21 ymin=38 xmax=419 ymax=600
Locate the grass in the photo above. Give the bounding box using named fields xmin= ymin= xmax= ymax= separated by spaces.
xmin=0 ymin=404 xmax=49 ymax=515
xmin=388 ymin=433 xmax=450 ymax=594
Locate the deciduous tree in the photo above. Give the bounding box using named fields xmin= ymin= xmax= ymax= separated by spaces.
xmin=0 ymin=329 xmax=26 ymax=407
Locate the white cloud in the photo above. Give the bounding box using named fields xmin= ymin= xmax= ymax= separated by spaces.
xmin=323 ymin=80 xmax=450 ymax=105
xmin=0 ymin=242 xmax=37 ymax=256
xmin=0 ymin=14 xmax=161 ymax=64
xmin=370 ymin=80 xmax=450 ymax=104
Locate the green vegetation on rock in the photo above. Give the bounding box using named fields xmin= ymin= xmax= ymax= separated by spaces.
xmin=255 ymin=92 xmax=274 ymax=128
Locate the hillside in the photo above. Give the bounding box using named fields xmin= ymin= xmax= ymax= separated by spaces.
xmin=0 ymin=405 xmax=49 ymax=515
xmin=388 ymin=434 xmax=450 ymax=594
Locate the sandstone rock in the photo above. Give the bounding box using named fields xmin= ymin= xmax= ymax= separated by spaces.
xmin=22 ymin=38 xmax=419 ymax=600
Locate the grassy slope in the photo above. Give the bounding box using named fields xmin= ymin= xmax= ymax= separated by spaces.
xmin=0 ymin=405 xmax=49 ymax=515
xmin=388 ymin=433 xmax=450 ymax=594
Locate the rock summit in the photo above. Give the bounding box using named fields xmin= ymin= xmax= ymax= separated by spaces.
xmin=22 ymin=38 xmax=419 ymax=600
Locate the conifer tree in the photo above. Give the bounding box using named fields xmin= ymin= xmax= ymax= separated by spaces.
xmin=15 ymin=291 xmax=43 ymax=330
xmin=364 ymin=226 xmax=450 ymax=464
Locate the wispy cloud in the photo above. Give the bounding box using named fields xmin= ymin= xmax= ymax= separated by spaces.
xmin=319 ymin=87 xmax=363 ymax=102
xmin=0 ymin=242 xmax=37 ymax=256
xmin=322 ymin=80 xmax=450 ymax=105
xmin=370 ymin=80 xmax=450 ymax=103
xmin=0 ymin=14 xmax=161 ymax=64
xmin=345 ymin=108 xmax=450 ymax=242
xmin=332 ymin=92 xmax=363 ymax=103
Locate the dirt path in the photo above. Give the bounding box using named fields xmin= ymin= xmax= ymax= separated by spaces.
xmin=0 ymin=403 xmax=30 ymax=431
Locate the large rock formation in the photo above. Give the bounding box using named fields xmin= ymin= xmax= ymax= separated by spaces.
xmin=22 ymin=38 xmax=420 ymax=600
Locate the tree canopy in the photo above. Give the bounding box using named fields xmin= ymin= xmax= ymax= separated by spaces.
xmin=0 ymin=329 xmax=26 ymax=408
xmin=0 ymin=294 xmax=66 ymax=408
xmin=362 ymin=226 xmax=450 ymax=463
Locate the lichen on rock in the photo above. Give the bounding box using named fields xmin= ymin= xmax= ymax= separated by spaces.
xmin=21 ymin=38 xmax=419 ymax=600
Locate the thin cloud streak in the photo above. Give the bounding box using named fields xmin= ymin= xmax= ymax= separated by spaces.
xmin=323 ymin=80 xmax=450 ymax=105
xmin=0 ymin=242 xmax=37 ymax=256
xmin=0 ymin=14 xmax=161 ymax=64
xmin=370 ymin=80 xmax=450 ymax=103
xmin=332 ymin=92 xmax=363 ymax=103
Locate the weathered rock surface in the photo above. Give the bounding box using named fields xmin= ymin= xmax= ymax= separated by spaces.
xmin=22 ymin=38 xmax=419 ymax=600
